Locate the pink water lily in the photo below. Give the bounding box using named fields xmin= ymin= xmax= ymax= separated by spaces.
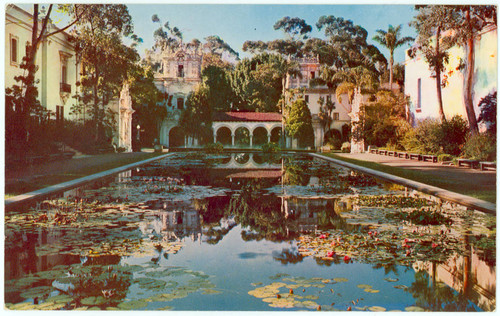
xmin=327 ymin=251 xmax=335 ymax=257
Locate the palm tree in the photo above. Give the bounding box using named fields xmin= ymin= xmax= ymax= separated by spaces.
xmin=373 ymin=25 xmax=414 ymax=90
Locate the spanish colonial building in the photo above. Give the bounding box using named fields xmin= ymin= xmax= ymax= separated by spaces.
xmin=286 ymin=56 xmax=351 ymax=149
xmin=5 ymin=4 xmax=79 ymax=121
xmin=147 ymin=44 xmax=203 ymax=147
xmin=404 ymin=25 xmax=497 ymax=126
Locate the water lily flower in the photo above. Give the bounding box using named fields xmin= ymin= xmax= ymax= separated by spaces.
xmin=319 ymin=234 xmax=327 ymax=239
xmin=347 ymin=306 xmax=352 ymax=311
xmin=343 ymin=255 xmax=351 ymax=261
xmin=432 ymin=243 xmax=438 ymax=248
xmin=327 ymin=251 xmax=335 ymax=257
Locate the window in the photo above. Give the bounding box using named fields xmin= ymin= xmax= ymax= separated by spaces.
xmin=10 ymin=35 xmax=18 ymax=64
xmin=59 ymin=52 xmax=71 ymax=93
xmin=56 ymin=105 xmax=64 ymax=121
xmin=417 ymin=78 xmax=422 ymax=112
xmin=333 ymin=112 xmax=339 ymax=120
xmin=177 ymin=97 xmax=184 ymax=109
xmin=178 ymin=64 xmax=184 ymax=77
xmin=304 ymin=95 xmax=309 ymax=103
xmin=310 ymin=71 xmax=315 ymax=79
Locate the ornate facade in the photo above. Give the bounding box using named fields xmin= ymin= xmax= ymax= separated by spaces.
xmin=147 ymin=45 xmax=203 ymax=147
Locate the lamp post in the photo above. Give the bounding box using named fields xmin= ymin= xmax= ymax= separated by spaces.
xmin=136 ymin=124 xmax=141 ymax=151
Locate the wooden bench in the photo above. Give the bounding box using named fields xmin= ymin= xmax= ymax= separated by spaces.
xmin=378 ymin=149 xmax=387 ymax=155
xmin=422 ymin=154 xmax=438 ymax=163
xmin=387 ymin=150 xmax=397 ymax=157
xmin=396 ymin=152 xmax=408 ymax=159
xmin=479 ymin=161 xmax=496 ymax=171
xmin=369 ymin=148 xmax=378 ymax=154
xmin=408 ymin=153 xmax=422 ymax=161
xmin=457 ymin=158 xmax=479 ymax=169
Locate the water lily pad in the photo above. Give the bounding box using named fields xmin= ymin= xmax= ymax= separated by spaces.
xmin=405 ymin=306 xmax=425 ymax=312
xmin=202 ymin=289 xmax=221 ymax=295
xmin=384 ymin=277 xmax=399 ymax=282
xmin=269 ymin=273 xmax=290 ymax=280
xmin=357 ymin=284 xmax=372 ymax=289
xmin=364 ymin=288 xmax=380 ymax=293
xmin=157 ymin=305 xmax=173 ymax=310
xmin=45 ymin=294 xmax=73 ymax=304
xmin=394 ymin=284 xmax=409 ymax=290
xmin=19 ymin=285 xmax=54 ymax=299
xmin=333 ymin=278 xmax=348 ymax=283
xmin=117 ymin=299 xmax=148 ymax=310
xmin=81 ymin=296 xmax=108 ymax=306
xmin=6 ymin=302 xmax=35 ymax=310
xmin=369 ymin=306 xmax=386 ymax=311
xmin=251 ymin=282 xmax=263 ymax=286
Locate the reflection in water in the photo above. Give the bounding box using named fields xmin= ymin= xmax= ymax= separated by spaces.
xmin=4 ymin=152 xmax=496 ymax=311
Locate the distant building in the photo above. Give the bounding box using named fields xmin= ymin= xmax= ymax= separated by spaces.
xmin=147 ymin=44 xmax=203 ymax=147
xmin=5 ymin=4 xmax=79 ymax=121
xmin=286 ymin=56 xmax=351 ymax=149
xmin=404 ymin=25 xmax=497 ymax=125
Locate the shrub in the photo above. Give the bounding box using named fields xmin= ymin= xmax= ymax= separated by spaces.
xmin=341 ymin=142 xmax=351 ymax=153
xmin=462 ymin=133 xmax=496 ymax=161
xmin=327 ymin=138 xmax=342 ymax=150
xmin=117 ymin=147 xmax=126 ymax=153
xmin=261 ymin=142 xmax=280 ymax=153
xmin=204 ymin=142 xmax=224 ymax=154
xmin=401 ymin=116 xmax=469 ymax=155
xmin=437 ymin=154 xmax=453 ymax=162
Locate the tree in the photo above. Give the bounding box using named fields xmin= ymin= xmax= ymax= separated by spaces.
xmin=477 ymin=91 xmax=497 ymax=138
xmin=445 ymin=5 xmax=497 ymax=135
xmin=151 ymin=15 xmax=183 ymax=52
xmin=201 ymin=65 xmax=235 ymax=112
xmin=410 ymin=6 xmax=454 ymax=122
xmin=71 ymin=4 xmax=138 ymax=146
xmin=372 ymin=24 xmax=413 ymax=90
xmin=285 ymin=98 xmax=315 ymax=148
xmin=273 ymin=16 xmax=312 ymax=40
xmin=179 ymin=86 xmax=213 ymax=145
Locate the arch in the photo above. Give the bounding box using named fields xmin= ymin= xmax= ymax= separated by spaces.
xmin=234 ymin=126 xmax=250 ymax=147
xmin=253 ymin=126 xmax=268 ymax=146
xmin=169 ymin=126 xmax=185 ymax=147
xmin=234 ymin=153 xmax=250 ymax=165
xmin=270 ymin=127 xmax=282 ymax=143
xmin=216 ymin=126 xmax=232 ymax=145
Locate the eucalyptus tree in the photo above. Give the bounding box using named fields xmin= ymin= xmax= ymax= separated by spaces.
xmin=151 ymin=14 xmax=183 ymax=52
xmin=410 ymin=6 xmax=455 ymax=122
xmin=444 ymin=5 xmax=497 ymax=135
xmin=372 ymin=24 xmax=413 ymax=90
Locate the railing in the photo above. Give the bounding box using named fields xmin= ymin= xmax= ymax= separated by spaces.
xmin=60 ymin=82 xmax=71 ymax=93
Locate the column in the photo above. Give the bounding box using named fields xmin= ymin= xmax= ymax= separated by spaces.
xmin=231 ymin=134 xmax=235 ymax=147
xmin=267 ymin=134 xmax=271 ymax=143
xmin=213 ymin=133 xmax=217 ymax=144
xmin=249 ymin=135 xmax=253 ymax=147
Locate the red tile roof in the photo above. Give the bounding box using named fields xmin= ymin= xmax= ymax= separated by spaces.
xmin=213 ymin=112 xmax=282 ymax=122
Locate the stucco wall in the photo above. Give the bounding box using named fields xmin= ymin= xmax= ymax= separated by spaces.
xmin=405 ymin=26 xmax=497 ymax=124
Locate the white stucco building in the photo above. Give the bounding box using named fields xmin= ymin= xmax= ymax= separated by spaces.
xmin=286 ymin=57 xmax=351 ymax=149
xmin=5 ymin=4 xmax=79 ymax=121
xmin=404 ymin=25 xmax=497 ymax=125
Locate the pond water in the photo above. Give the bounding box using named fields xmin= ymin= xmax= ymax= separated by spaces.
xmin=4 ymin=153 xmax=496 ymax=311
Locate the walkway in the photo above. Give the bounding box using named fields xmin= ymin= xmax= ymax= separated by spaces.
xmin=335 ymin=152 xmax=496 ymax=191
xmin=5 ymin=152 xmax=158 ymax=190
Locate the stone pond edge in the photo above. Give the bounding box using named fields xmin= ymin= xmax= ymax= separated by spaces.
xmin=311 ymin=153 xmax=496 ymax=215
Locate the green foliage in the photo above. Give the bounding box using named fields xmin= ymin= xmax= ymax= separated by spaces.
xmin=261 ymin=142 xmax=280 ymax=153
xmin=387 ymin=208 xmax=452 ymax=226
xmin=478 ymin=91 xmax=497 ymax=138
xmin=461 ymin=133 xmax=496 ymax=161
xmin=273 ymin=16 xmax=312 ymax=39
xmin=204 ymin=142 xmax=224 ymax=154
xmin=437 ymin=154 xmax=453 ymax=162
xmin=229 ymin=53 xmax=283 ymax=112
xmin=341 ymin=142 xmax=351 ymax=153
xmin=179 ymin=87 xmax=213 ymax=145
xmin=401 ymin=116 xmax=469 ymax=155
xmin=202 ymin=65 xmax=235 ymax=112
xmin=353 ymin=91 xmax=408 ymax=148
xmin=286 ymin=98 xmax=315 ymax=148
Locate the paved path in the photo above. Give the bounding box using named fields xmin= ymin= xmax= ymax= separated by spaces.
xmin=335 ymin=152 xmax=496 ymax=192
xmin=5 ymin=152 xmax=156 ymax=185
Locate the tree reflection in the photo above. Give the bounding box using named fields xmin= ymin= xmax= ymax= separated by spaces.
xmin=272 ymin=248 xmax=304 ymax=265
xmin=406 ymin=270 xmax=478 ymax=311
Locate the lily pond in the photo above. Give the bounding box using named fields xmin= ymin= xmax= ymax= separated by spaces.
xmin=4 ymin=152 xmax=496 ymax=311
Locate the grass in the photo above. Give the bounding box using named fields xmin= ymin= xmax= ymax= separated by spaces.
xmin=321 ymin=153 xmax=496 ymax=204
xmin=5 ymin=152 xmax=165 ymax=196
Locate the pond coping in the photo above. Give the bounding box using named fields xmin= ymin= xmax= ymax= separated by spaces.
xmin=5 ymin=153 xmax=174 ymax=211
xmin=311 ymin=153 xmax=496 ymax=215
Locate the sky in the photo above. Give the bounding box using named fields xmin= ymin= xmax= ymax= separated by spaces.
xmin=14 ymin=2 xmax=418 ymax=64
xmin=127 ymin=3 xmax=417 ymax=63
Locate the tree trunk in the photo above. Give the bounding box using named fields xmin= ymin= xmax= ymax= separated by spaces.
xmin=435 ymin=26 xmax=446 ymax=122
xmin=389 ymin=51 xmax=393 ymax=91
xmin=463 ymin=9 xmax=479 ymax=135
